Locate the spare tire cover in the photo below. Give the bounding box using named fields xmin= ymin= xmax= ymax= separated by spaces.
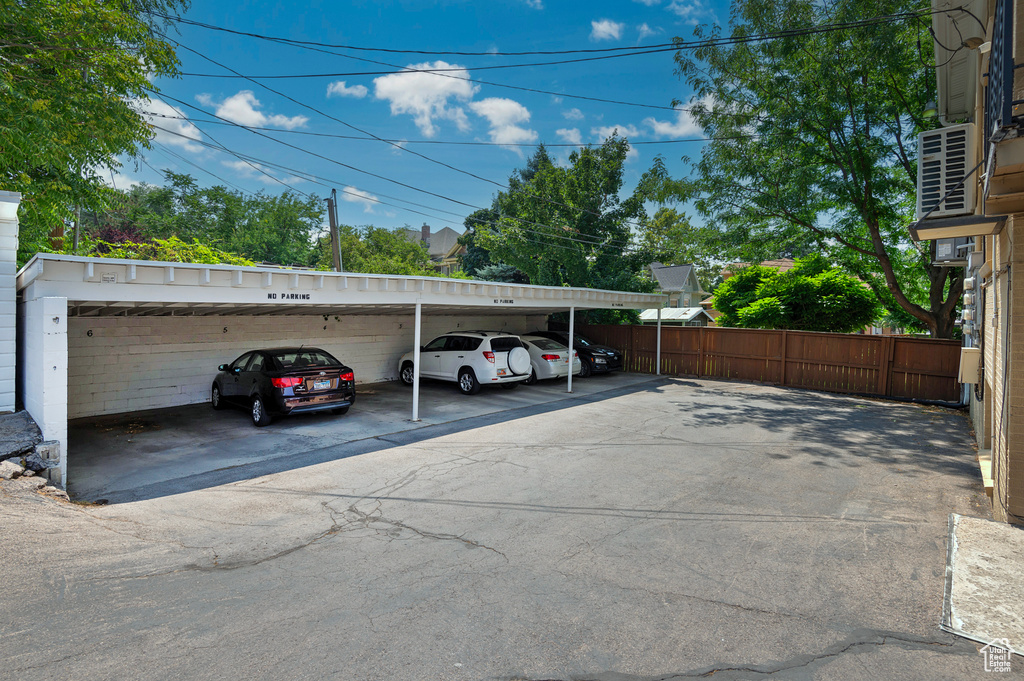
xmin=507 ymin=346 xmax=531 ymax=375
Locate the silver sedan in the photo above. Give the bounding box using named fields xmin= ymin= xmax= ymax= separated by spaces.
xmin=519 ymin=334 xmax=582 ymax=384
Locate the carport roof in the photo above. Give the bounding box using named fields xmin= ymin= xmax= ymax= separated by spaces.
xmin=17 ymin=254 xmax=666 ymax=317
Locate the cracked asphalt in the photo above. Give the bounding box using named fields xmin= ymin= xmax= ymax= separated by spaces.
xmin=0 ymin=378 xmax=999 ymax=680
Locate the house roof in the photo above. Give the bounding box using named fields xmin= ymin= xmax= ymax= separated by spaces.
xmin=638 ymin=307 xmax=714 ymax=323
xmin=648 ymin=262 xmax=701 ymax=292
xmin=402 ymin=226 xmax=463 ymax=258
xmin=722 ymin=258 xmax=796 ymax=278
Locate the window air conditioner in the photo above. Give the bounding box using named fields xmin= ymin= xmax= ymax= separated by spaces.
xmin=917 ymin=123 xmax=977 ymax=220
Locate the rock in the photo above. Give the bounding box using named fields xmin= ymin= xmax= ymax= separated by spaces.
xmin=23 ymin=452 xmax=58 ymax=473
xmin=0 ymin=412 xmax=42 ymax=461
xmin=12 ymin=476 xmax=47 ymax=490
xmin=0 ymin=459 xmax=24 ymax=480
xmin=22 ymin=469 xmax=35 ymax=477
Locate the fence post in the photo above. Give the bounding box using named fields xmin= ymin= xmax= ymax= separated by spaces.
xmin=780 ymin=329 xmax=788 ymax=387
xmin=697 ymin=327 xmax=705 ymax=378
xmin=877 ymin=336 xmax=896 ymax=397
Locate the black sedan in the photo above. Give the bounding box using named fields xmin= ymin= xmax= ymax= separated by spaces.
xmin=528 ymin=331 xmax=624 ymax=377
xmin=212 ymin=347 xmax=356 ymax=426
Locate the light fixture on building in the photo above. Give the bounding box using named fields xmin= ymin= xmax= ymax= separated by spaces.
xmin=923 ymin=101 xmax=938 ymax=118
xmin=908 ymin=214 xmax=1008 ymax=241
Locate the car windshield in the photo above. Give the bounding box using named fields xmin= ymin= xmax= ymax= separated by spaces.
xmin=273 ymin=349 xmax=341 ymax=369
xmin=528 ymin=338 xmax=564 ymax=351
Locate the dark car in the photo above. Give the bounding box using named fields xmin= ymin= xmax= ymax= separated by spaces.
xmin=528 ymin=331 xmax=623 ymax=377
xmin=212 ymin=347 xmax=355 ymax=426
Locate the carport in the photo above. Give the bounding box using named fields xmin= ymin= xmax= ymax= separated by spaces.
xmin=16 ymin=253 xmax=665 ymax=487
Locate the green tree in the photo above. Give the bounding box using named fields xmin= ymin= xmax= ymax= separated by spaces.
xmin=479 ymin=136 xmax=663 ymax=294
xmin=313 ymin=225 xmax=437 ymax=276
xmin=714 ymin=255 xmax=878 ymax=332
xmin=673 ymin=0 xmax=959 ymax=336
xmin=2 ymin=0 xmax=187 ymax=265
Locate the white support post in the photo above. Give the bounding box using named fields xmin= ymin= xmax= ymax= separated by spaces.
xmin=567 ymin=305 xmax=575 ymax=393
xmin=657 ymin=306 xmax=662 ymax=376
xmin=412 ymin=302 xmax=422 ymax=421
xmin=18 ymin=296 xmax=68 ymax=487
xmin=0 ymin=191 xmax=20 ymax=413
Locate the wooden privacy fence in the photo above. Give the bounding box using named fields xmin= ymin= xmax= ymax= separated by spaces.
xmin=578 ymin=324 xmax=963 ymax=403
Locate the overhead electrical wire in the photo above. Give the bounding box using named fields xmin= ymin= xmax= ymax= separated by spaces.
xmin=147 ymin=122 xmax=640 ymax=251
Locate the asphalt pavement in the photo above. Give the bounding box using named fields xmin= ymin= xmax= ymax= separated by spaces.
xmin=1 ymin=377 xmax=996 ymax=680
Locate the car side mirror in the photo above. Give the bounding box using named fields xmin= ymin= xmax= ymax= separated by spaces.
xmin=218 ymin=364 xmax=229 ymax=371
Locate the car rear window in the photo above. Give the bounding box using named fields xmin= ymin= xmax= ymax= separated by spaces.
xmin=527 ymin=338 xmax=564 ymax=350
xmin=489 ymin=337 xmax=524 ymax=352
xmin=273 ymin=349 xmax=342 ymax=369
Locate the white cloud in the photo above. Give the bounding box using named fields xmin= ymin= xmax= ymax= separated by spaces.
xmin=523 ymin=0 xmax=543 ymax=7
xmin=668 ymin=0 xmax=704 ymax=21
xmin=133 ymin=97 xmax=204 ymax=153
xmin=644 ymin=107 xmax=701 ymax=138
xmin=222 ymin=159 xmax=305 ymax=186
xmin=637 ymin=23 xmax=662 ymax=41
xmin=469 ymin=97 xmax=538 ymax=149
xmin=562 ymin=108 xmax=584 ymax=121
xmin=634 ymin=0 xmax=660 ymax=5
xmin=592 ymin=124 xmax=642 ymax=140
xmin=556 ymin=128 xmax=583 ymax=145
xmin=340 ymin=186 xmax=380 ymax=212
xmin=373 ymin=61 xmax=478 ymax=137
xmin=326 ymin=81 xmax=368 ymax=99
xmin=98 ymin=166 xmax=141 ymax=190
xmin=200 ymin=91 xmax=309 ymax=129
xmin=591 ymin=19 xmax=625 ymax=41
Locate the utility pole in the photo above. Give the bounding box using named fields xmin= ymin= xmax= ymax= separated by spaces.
xmin=325 ymin=188 xmax=343 ymax=272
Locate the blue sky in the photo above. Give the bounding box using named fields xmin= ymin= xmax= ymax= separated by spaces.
xmin=124 ymin=0 xmax=731 ymax=234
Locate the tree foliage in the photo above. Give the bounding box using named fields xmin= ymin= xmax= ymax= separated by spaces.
xmin=478 ymin=136 xmax=662 ymax=294
xmin=85 ymin=235 xmax=254 ymax=266
xmin=673 ymin=0 xmax=959 ymax=336
xmin=312 ymin=225 xmax=438 ymax=276
xmin=714 ymin=255 xmax=878 ymax=332
xmin=2 ymin=0 xmax=187 ymax=257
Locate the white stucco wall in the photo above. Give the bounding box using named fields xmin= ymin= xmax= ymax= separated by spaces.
xmin=67 ymin=312 xmax=547 ymax=419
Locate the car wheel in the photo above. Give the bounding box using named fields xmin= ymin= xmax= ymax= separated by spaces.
xmin=251 ymin=395 xmax=272 ymax=427
xmin=211 ymin=383 xmax=226 ymax=410
xmin=579 ymin=360 xmax=592 ymax=378
xmin=524 ymin=367 xmax=537 ymax=385
xmin=400 ymin=362 xmax=415 ymax=386
xmin=331 ymin=406 xmax=350 ymax=415
xmin=501 ymin=381 xmax=518 ymax=390
xmin=457 ymin=368 xmax=481 ymax=395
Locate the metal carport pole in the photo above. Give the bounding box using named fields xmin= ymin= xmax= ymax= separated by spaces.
xmin=567 ymin=305 xmax=575 ymax=393
xmin=412 ymin=301 xmax=422 ymax=421
xmin=656 ymin=306 xmax=662 ymax=376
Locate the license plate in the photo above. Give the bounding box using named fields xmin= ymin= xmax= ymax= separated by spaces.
xmin=497 ymin=369 xmax=507 ymax=376
xmin=313 ymin=379 xmax=331 ymax=390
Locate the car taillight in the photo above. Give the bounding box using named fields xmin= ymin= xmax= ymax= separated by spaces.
xmin=340 ymin=371 xmax=354 ymax=382
xmin=272 ymin=377 xmax=304 ymax=388
xmin=483 ymin=351 xmax=495 ymax=363
xmin=573 ymin=351 xmax=578 ymax=358
xmin=541 ymin=354 xmax=560 ymax=361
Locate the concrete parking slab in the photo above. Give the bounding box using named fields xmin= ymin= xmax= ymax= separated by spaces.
xmin=2 ymin=378 xmax=995 ymax=680
xmin=67 ymin=372 xmax=656 ymax=503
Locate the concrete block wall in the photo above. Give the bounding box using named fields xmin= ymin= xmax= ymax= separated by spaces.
xmin=0 ymin=191 xmax=19 ymax=413
xmin=68 ymin=312 xmax=548 ymax=419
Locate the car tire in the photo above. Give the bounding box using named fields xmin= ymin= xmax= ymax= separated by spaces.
xmin=457 ymin=368 xmax=481 ymax=395
xmin=331 ymin=406 xmax=350 ymax=415
xmin=251 ymin=395 xmax=272 ymax=427
xmin=400 ymin=362 xmax=415 ymax=386
xmin=501 ymin=381 xmax=518 ymax=390
xmin=579 ymin=360 xmax=593 ymax=378
xmin=211 ymin=383 xmax=226 ymax=410
xmin=524 ymin=367 xmax=537 ymax=385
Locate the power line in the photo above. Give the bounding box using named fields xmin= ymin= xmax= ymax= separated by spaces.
xmin=138 ymin=109 xmax=754 ymax=146
xmin=147 ymin=120 xmax=640 ymax=250
xmin=158 ymin=39 xmax=655 ymax=234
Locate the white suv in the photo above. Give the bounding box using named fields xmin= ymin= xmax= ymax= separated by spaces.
xmin=398 ymin=331 xmax=533 ymax=394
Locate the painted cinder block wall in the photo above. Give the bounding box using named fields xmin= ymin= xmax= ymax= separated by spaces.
xmin=67 ymin=312 xmax=548 ymax=419
xmin=0 ymin=191 xmax=20 ymax=413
